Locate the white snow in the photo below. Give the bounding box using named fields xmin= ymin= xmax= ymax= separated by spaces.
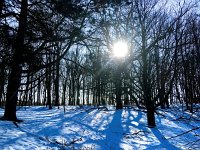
xmin=0 ymin=105 xmax=199 ymax=150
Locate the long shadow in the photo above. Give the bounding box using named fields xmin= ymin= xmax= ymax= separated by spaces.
xmin=0 ymin=121 xmax=58 ymax=149
xmin=98 ymin=110 xmax=123 ymax=150
xmin=34 ymin=109 xmax=93 ymax=135
xmin=148 ymin=128 xmax=180 ymax=150
xmin=119 ymin=109 xmax=153 ymax=149
xmin=124 ymin=109 xmax=180 ymax=149
xmin=10 ymin=108 xmax=100 ymax=149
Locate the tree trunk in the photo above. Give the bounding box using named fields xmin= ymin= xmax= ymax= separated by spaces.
xmin=146 ymin=99 xmax=156 ymax=127
xmin=0 ymin=62 xmax=5 ymax=106
xmin=62 ymin=77 xmax=67 ymax=106
xmin=37 ymin=76 xmax=41 ymax=105
xmin=4 ymin=65 xmax=22 ymax=121
xmin=72 ymin=73 xmax=75 ymax=105
xmin=54 ymin=47 xmax=60 ymax=107
xmin=0 ymin=0 xmax=4 ymax=17
xmin=3 ymin=0 xmax=27 ymax=121
xmin=54 ymin=63 xmax=60 ymax=107
xmin=76 ymin=77 xmax=80 ymax=105
xmin=86 ymin=87 xmax=90 ymax=105
xmin=141 ymin=22 xmax=156 ymax=127
xmin=115 ymin=66 xmax=123 ymax=110
xmin=82 ymin=77 xmax=85 ymax=105
xmin=46 ymin=67 xmax=52 ymax=109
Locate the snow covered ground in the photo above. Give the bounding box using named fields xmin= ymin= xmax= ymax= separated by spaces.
xmin=0 ymin=105 xmax=199 ymax=150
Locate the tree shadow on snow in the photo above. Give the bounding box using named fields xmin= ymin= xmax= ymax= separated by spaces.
xmin=125 ymin=109 xmax=180 ymax=150
xmin=148 ymin=127 xmax=181 ymax=150
xmin=99 ymin=110 xmax=123 ymax=150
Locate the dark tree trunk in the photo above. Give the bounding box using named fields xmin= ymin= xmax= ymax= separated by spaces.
xmin=62 ymin=79 xmax=67 ymax=106
xmin=4 ymin=65 xmax=22 ymax=121
xmin=68 ymin=79 xmax=72 ymax=105
xmin=46 ymin=67 xmax=52 ymax=109
xmin=115 ymin=67 xmax=123 ymax=110
xmin=0 ymin=0 xmax=4 ymax=17
xmin=144 ymin=82 xmax=156 ymax=127
xmin=43 ymin=90 xmax=47 ymax=106
xmin=143 ymin=75 xmax=156 ymax=127
xmin=22 ymin=71 xmax=30 ymax=107
xmin=76 ymin=77 xmax=80 ymax=105
xmin=141 ymin=22 xmax=156 ymax=127
xmin=37 ymin=76 xmax=41 ymax=105
xmin=54 ymin=47 xmax=60 ymax=107
xmin=54 ymin=63 xmax=60 ymax=107
xmin=0 ymin=62 xmax=5 ymax=106
xmin=82 ymin=77 xmax=85 ymax=105
xmin=47 ymin=84 xmax=52 ymax=109
xmin=3 ymin=0 xmax=27 ymax=121
xmin=97 ymin=76 xmax=101 ymax=105
xmin=86 ymin=87 xmax=90 ymax=105
xmin=72 ymin=73 xmax=75 ymax=105
xmin=146 ymin=98 xmax=156 ymax=127
xmin=160 ymin=85 xmax=165 ymax=109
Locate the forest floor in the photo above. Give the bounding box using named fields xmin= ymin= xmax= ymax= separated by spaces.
xmin=0 ymin=105 xmax=200 ymax=150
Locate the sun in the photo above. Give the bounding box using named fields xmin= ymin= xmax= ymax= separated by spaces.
xmin=112 ymin=41 xmax=128 ymax=58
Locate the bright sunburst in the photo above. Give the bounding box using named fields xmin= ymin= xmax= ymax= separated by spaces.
xmin=112 ymin=41 xmax=128 ymax=58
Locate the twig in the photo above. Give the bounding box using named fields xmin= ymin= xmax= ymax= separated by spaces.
xmin=123 ymin=130 xmax=149 ymax=138
xmin=167 ymin=127 xmax=200 ymax=140
xmin=13 ymin=122 xmax=19 ymax=128
xmin=43 ymin=136 xmax=82 ymax=147
xmin=66 ymin=137 xmax=82 ymax=146
xmin=155 ymin=110 xmax=166 ymax=118
xmin=183 ymin=138 xmax=200 ymax=149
